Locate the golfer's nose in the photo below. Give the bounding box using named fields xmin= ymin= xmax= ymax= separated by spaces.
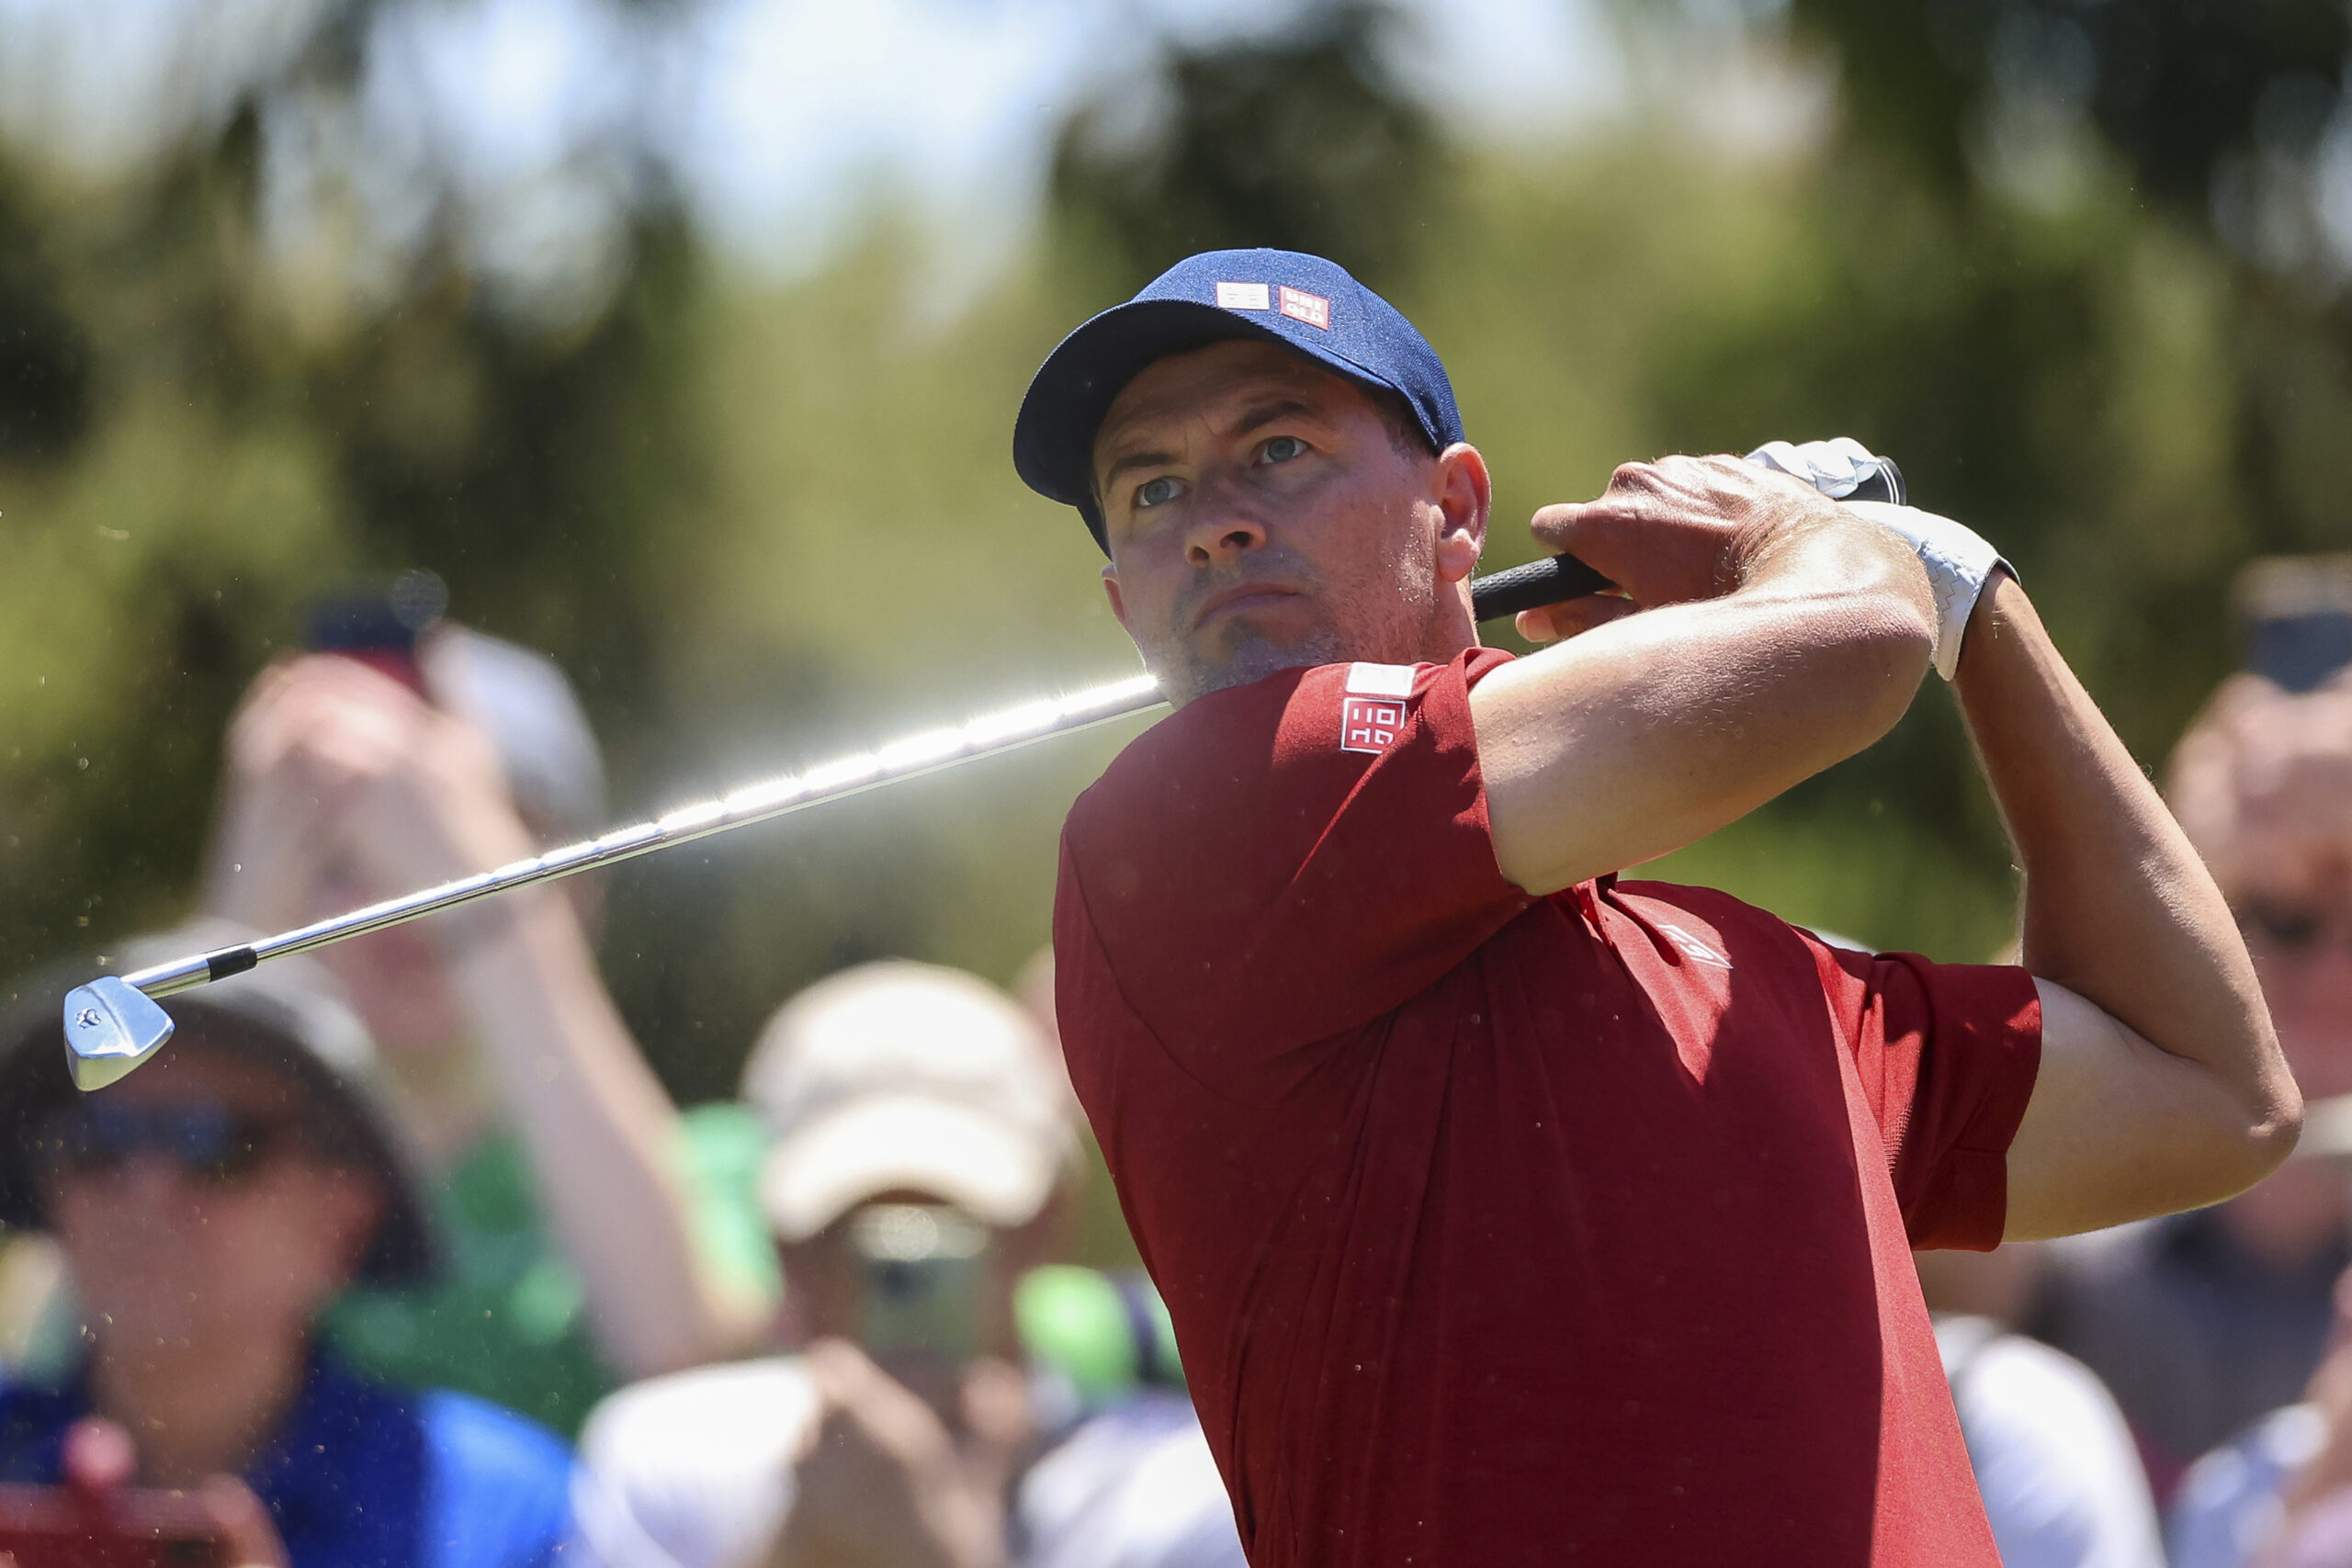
xmin=1183 ymin=483 xmax=1267 ymax=565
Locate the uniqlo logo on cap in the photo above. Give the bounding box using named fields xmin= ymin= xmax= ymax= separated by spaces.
xmin=1216 ymin=281 xmax=1272 ymax=310
xmin=1279 ymin=288 xmax=1330 ymax=330
xmin=1339 ymin=661 xmax=1415 ymax=754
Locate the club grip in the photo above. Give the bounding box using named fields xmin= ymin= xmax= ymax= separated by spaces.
xmin=1465 ymin=444 xmax=1905 ymax=621
xmin=1469 ymin=554 xmax=1614 ymax=622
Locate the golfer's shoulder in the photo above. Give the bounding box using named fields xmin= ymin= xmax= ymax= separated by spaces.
xmin=1609 ymin=877 xmax=1789 ymax=933
xmin=1607 ymin=877 xmax=1844 ymax=984
xmin=1068 ymin=665 xmax=1328 ymax=840
xmin=1068 ymin=651 xmax=1508 ymax=845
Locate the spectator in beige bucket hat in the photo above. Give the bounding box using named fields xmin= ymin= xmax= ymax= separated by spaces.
xmin=568 ymin=959 xmax=1245 ymax=1568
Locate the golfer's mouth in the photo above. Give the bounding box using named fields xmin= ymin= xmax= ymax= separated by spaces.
xmin=1193 ymin=582 xmax=1304 ymax=629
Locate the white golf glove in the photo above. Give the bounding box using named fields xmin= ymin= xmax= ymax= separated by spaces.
xmin=1747 ymin=438 xmax=2011 ymax=682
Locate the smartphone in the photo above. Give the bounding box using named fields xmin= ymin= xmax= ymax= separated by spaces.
xmin=301 ymin=570 xmax=447 ymax=695
xmin=2237 ymin=556 xmax=2352 ymax=694
xmin=0 ymin=1483 xmax=225 ymax=1568
xmin=850 ymin=1203 xmax=989 ymax=1362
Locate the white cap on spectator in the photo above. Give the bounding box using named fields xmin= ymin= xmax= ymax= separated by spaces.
xmin=741 ymin=961 xmax=1075 ymax=1243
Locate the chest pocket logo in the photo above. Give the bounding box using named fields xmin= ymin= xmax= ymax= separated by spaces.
xmin=1656 ymin=921 xmax=1733 ymax=970
xmin=1340 ymin=663 xmax=1416 ymax=754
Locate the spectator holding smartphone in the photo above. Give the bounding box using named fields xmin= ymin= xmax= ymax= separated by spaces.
xmin=2035 ymin=558 xmax=2352 ymax=1487
xmin=198 ymin=605 xmax=773 ymax=1434
xmin=0 ymin=922 xmax=572 ymax=1568
xmin=569 ymin=961 xmax=1243 ymax=1568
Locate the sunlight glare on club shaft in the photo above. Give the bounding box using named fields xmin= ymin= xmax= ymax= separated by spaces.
xmin=637 ymin=671 xmax=1164 ymax=845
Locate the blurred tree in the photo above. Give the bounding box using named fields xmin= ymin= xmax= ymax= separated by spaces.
xmin=0 ymin=10 xmax=714 ymax=1082
xmin=1049 ymin=0 xmax=1444 ymax=290
xmin=1791 ymin=0 xmax=2352 ymax=209
xmin=0 ymin=176 xmax=87 ymax=462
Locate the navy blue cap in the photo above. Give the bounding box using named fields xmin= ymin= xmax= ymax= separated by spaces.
xmin=1013 ymin=249 xmax=1465 ymax=553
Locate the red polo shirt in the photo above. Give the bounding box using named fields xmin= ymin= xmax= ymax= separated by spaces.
xmin=1053 ymin=649 xmax=2041 ymax=1568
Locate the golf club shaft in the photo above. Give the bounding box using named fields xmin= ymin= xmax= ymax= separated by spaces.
xmin=116 ymin=556 xmax=1619 ymax=1001
xmin=119 ymin=673 xmax=1167 ymax=998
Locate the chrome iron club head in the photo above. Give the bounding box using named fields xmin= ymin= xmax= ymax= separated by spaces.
xmin=59 ymin=671 xmax=1171 ymax=1093
xmin=62 ymin=976 xmax=178 ymax=1091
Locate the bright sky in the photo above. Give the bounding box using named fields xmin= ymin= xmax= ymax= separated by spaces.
xmin=0 ymin=0 xmax=1629 ymax=318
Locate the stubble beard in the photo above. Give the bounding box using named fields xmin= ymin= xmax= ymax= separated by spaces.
xmin=1148 ymin=537 xmax=1439 ymax=708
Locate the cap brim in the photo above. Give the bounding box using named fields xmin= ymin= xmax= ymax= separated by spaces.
xmin=1012 ymin=299 xmax=1396 ymax=554
xmin=757 ymin=1094 xmax=1059 ymax=1243
xmin=194 ymin=1018 xmax=441 ymax=1286
xmin=0 ymin=983 xmax=440 ymax=1288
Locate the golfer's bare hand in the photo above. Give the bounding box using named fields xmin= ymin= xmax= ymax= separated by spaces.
xmin=206 ymin=652 xmax=534 ymax=928
xmin=770 ymin=1338 xmax=1030 ymax=1568
xmin=1514 ymin=455 xmax=1846 ymax=644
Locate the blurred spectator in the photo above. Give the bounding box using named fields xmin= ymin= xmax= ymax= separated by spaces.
xmin=198 ymin=627 xmax=773 ymax=1433
xmin=0 ymin=1226 xmax=63 ymax=1368
xmin=2172 ymin=1264 xmax=2352 ymax=1568
xmin=569 ymin=960 xmax=1243 ymax=1568
xmin=1916 ymin=1247 xmax=2165 ymax=1568
xmin=2032 ymin=599 xmax=2352 ymax=1485
xmin=0 ymin=922 xmax=573 ymax=1568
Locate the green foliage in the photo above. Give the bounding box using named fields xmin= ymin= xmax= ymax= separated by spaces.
xmin=1790 ymin=0 xmax=2352 ymax=206
xmin=1050 ymin=1 xmax=1444 ymax=290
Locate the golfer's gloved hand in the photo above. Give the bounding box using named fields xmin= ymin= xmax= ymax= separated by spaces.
xmin=1746 ymin=439 xmax=2012 ymax=682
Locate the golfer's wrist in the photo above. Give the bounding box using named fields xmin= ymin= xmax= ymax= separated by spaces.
xmin=1951 ymin=567 xmax=2027 ymax=689
xmin=1841 ymin=500 xmax=2010 ymax=681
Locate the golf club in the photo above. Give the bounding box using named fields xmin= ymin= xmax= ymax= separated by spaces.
xmin=60 ymin=441 xmax=1905 ymax=1090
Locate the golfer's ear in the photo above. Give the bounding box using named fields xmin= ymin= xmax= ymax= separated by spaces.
xmin=1102 ymin=565 xmax=1130 ymax=629
xmin=1433 ymin=443 xmax=1490 ymax=585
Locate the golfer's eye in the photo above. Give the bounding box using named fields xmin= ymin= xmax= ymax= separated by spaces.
xmin=1260 ymin=435 xmax=1307 ymax=465
xmin=1134 ymin=475 xmax=1183 ymax=510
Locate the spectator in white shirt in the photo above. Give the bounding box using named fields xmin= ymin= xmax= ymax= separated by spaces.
xmin=567 ymin=960 xmax=1244 ymax=1568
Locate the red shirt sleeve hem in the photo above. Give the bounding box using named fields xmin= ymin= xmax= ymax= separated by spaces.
xmin=1905 ymin=966 xmax=2042 ymax=1251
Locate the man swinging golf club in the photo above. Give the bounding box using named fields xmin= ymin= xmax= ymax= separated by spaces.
xmin=1015 ymin=248 xmax=2299 ymax=1566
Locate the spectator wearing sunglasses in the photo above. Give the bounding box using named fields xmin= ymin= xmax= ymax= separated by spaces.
xmin=0 ymin=921 xmax=573 ymax=1568
xmin=2030 ymin=592 xmax=2352 ymax=1494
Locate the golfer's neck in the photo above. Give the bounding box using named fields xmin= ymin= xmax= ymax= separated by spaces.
xmin=1405 ymin=590 xmax=1481 ymax=671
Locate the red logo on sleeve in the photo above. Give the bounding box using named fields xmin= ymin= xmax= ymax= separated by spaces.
xmin=1340 ymin=696 xmax=1406 ymax=754
xmin=1339 ymin=662 xmax=1416 ymax=754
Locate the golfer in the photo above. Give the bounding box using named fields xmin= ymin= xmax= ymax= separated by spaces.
xmin=1012 ymin=249 xmax=2299 ymax=1567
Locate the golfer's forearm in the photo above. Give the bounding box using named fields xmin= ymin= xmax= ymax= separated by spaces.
xmin=1956 ymin=576 xmax=2293 ymax=1134
xmin=1481 ymin=516 xmax=1933 ymax=893
xmin=450 ymin=895 xmax=768 ymax=1373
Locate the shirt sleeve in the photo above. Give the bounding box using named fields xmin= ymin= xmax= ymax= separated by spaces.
xmin=1059 ymin=651 xmax=1530 ymax=1066
xmin=1810 ymin=939 xmax=2042 ymax=1250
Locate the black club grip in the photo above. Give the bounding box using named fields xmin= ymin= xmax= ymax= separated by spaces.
xmin=1465 ymin=447 xmax=1905 ymax=622
xmin=1469 ymin=554 xmax=1615 ymax=622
